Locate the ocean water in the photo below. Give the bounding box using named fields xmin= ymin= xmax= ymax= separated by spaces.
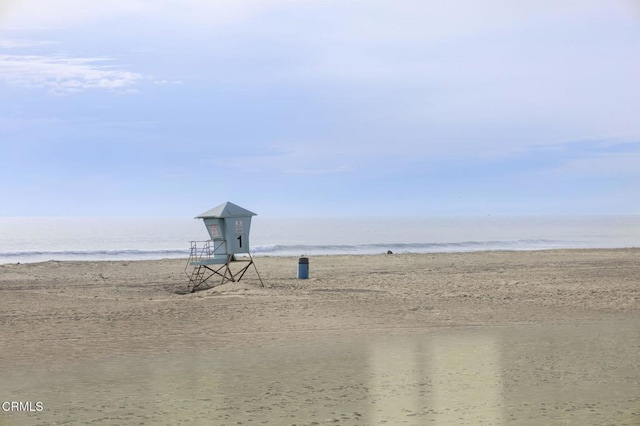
xmin=0 ymin=216 xmax=638 ymax=264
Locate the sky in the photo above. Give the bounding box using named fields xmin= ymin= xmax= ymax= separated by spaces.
xmin=1 ymin=0 xmax=640 ymax=217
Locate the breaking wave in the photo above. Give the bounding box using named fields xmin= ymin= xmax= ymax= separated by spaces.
xmin=251 ymin=239 xmax=577 ymax=256
xmin=0 ymin=248 xmax=190 ymax=263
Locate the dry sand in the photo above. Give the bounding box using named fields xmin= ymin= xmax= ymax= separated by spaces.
xmin=0 ymin=249 xmax=639 ymax=425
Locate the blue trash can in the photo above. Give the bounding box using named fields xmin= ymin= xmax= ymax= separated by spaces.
xmin=298 ymin=257 xmax=309 ymax=279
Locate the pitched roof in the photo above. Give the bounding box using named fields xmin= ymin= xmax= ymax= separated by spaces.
xmin=195 ymin=202 xmax=257 ymax=219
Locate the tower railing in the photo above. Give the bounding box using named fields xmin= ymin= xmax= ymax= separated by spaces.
xmin=188 ymin=240 xmax=212 ymax=263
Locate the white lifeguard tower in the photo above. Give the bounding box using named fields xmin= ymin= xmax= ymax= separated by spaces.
xmin=185 ymin=201 xmax=263 ymax=292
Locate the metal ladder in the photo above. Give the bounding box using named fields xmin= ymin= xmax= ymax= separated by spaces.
xmin=185 ymin=241 xmax=213 ymax=291
xmin=188 ymin=265 xmax=206 ymax=291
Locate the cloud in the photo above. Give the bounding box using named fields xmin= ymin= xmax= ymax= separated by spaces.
xmin=560 ymin=152 xmax=640 ymax=178
xmin=543 ymin=140 xmax=640 ymax=178
xmin=0 ymin=54 xmax=142 ymax=93
xmin=0 ymin=39 xmax=55 ymax=49
xmin=205 ymin=143 xmax=358 ymax=176
xmin=0 ymin=0 xmax=286 ymax=30
xmin=0 ymin=0 xmax=613 ymax=32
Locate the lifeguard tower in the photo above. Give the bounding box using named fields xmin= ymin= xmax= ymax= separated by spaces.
xmin=185 ymin=201 xmax=263 ymax=292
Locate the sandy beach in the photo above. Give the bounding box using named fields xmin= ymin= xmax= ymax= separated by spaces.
xmin=1 ymin=249 xmax=639 ymax=425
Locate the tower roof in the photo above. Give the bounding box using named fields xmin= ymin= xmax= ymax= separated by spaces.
xmin=195 ymin=202 xmax=257 ymax=219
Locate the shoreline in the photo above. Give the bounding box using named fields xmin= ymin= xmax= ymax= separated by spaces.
xmin=2 ymin=245 xmax=639 ymax=266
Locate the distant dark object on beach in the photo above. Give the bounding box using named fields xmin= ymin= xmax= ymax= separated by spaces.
xmin=386 ymin=250 xmax=393 ymax=255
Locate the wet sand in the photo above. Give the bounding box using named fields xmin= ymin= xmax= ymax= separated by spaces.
xmin=0 ymin=249 xmax=639 ymax=425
